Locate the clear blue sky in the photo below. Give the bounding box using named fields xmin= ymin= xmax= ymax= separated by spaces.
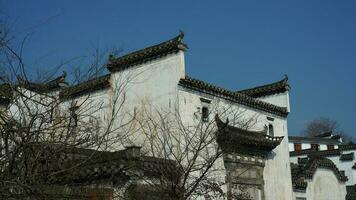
xmin=2 ymin=0 xmax=356 ymax=136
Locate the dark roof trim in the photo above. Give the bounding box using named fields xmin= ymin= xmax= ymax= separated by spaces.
xmin=340 ymin=152 xmax=354 ymax=161
xmin=292 ymin=156 xmax=348 ymax=191
xmin=237 ymin=75 xmax=289 ymax=98
xmin=60 ymin=75 xmax=110 ymax=99
xmin=216 ymin=115 xmax=284 ymax=153
xmin=290 ymin=148 xmax=341 ymax=157
xmin=178 ymin=76 xmax=289 ymax=117
xmin=314 ymin=131 xmax=332 ymax=138
xmin=347 ymin=185 xmax=356 ymax=200
xmin=19 ymin=73 xmax=68 ymax=93
xmin=288 ymin=136 xmax=341 ymax=145
xmin=340 ymin=144 xmax=356 ymax=151
xmin=107 ymin=32 xmax=187 ymax=72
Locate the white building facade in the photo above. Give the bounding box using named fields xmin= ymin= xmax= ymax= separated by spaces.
xmin=1 ymin=32 xmax=295 ymax=200
xmin=289 ymin=133 xmax=355 ymax=199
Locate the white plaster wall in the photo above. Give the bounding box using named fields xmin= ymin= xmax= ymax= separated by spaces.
xmin=257 ymin=92 xmax=290 ymax=112
xmin=302 ymin=143 xmax=311 ymax=150
xmin=289 ymin=143 xmax=295 ymax=151
xmin=263 ymin=118 xmax=293 ymax=200
xmin=177 ymin=88 xmax=293 ymax=200
xmin=110 ymin=52 xmax=185 ymax=148
xmin=61 ymin=88 xmax=111 ymax=123
xmin=13 ymin=49 xmax=293 ymax=199
xmin=304 ymin=168 xmax=346 ymax=200
xmin=327 ymin=150 xmax=356 ymax=185
xmin=319 ymin=144 xmax=327 ymax=150
xmin=291 ymin=152 xmax=356 ymax=186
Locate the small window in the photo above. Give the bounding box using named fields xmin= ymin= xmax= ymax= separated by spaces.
xmin=202 ymin=106 xmax=209 ymax=122
xmin=70 ymin=106 xmax=79 ymax=127
xmin=294 ymin=143 xmax=302 ymax=151
xmin=49 ymin=107 xmax=54 ymax=122
xmin=311 ymin=144 xmax=320 ymax=151
xmin=327 ymin=145 xmax=334 ymax=150
xmin=268 ymin=124 xmax=274 ymax=137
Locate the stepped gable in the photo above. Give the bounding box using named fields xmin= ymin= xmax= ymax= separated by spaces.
xmin=237 ymin=75 xmax=289 ymax=98
xmin=291 ymin=156 xmax=348 ymax=191
xmin=179 ymin=76 xmax=289 ymax=117
xmin=107 ymin=31 xmax=187 ymax=72
xmin=215 ymin=114 xmax=284 ymax=154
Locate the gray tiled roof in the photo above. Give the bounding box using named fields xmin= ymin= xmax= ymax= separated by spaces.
xmin=107 ymin=32 xmax=187 ymax=72
xmin=288 ymin=136 xmax=341 ymax=145
xmin=60 ymin=74 xmax=111 ymax=99
xmin=291 ymin=156 xmax=348 ymax=191
xmin=340 ymin=144 xmax=356 ymax=151
xmin=19 ymin=74 xmax=67 ymax=93
xmin=215 ymin=115 xmax=284 ymax=154
xmin=237 ymin=75 xmax=289 ymax=98
xmin=179 ymin=76 xmax=289 ymax=117
xmin=290 ymin=148 xmax=341 ymax=157
xmin=340 ymin=152 xmax=354 ymax=161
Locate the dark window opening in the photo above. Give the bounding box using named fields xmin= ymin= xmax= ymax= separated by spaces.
xmin=267 ymin=116 xmax=274 ymax=121
xmin=70 ymin=106 xmax=79 ymax=127
xmin=294 ymin=143 xmax=302 ymax=151
xmin=202 ymin=106 xmax=209 ymax=122
xmin=49 ymin=107 xmax=54 ymax=122
xmin=268 ymin=124 xmax=274 ymax=137
xmin=311 ymin=144 xmax=320 ymax=151
xmin=327 ymin=145 xmax=334 ymax=150
xmin=200 ymin=97 xmax=211 ymax=104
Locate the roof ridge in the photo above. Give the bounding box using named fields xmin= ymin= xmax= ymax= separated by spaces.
xmin=292 ymin=156 xmax=348 ymax=191
xmin=107 ymin=31 xmax=187 ymax=72
xmin=17 ymin=73 xmax=68 ymax=93
xmin=237 ymin=75 xmax=289 ymax=98
xmin=179 ymin=76 xmax=289 ymax=117
xmin=60 ymin=74 xmax=111 ymax=99
xmin=290 ymin=148 xmax=341 ymax=157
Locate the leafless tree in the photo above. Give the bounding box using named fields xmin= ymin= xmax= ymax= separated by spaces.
xmin=0 ymin=19 xmax=141 ymax=199
xmin=302 ymin=117 xmax=353 ymax=143
xmin=0 ymin=17 xmax=259 ymax=200
xmin=131 ymin=100 xmax=258 ymax=200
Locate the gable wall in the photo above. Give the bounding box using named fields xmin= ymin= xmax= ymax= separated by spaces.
xmin=257 ymin=92 xmax=290 ymax=112
xmin=177 ymin=88 xmax=293 ymax=200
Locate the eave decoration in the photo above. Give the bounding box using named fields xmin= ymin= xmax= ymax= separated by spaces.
xmin=215 ymin=115 xmax=284 ymax=155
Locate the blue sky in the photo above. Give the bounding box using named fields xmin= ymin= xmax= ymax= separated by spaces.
xmin=2 ymin=0 xmax=356 ymax=136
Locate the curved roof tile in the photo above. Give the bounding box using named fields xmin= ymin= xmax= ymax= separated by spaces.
xmin=237 ymin=75 xmax=289 ymax=98
xmin=107 ymin=32 xmax=187 ymax=72
xmin=179 ymin=76 xmax=289 ymax=117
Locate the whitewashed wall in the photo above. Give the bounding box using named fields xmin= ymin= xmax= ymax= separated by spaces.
xmin=294 ymin=168 xmax=346 ymax=200
xmin=110 ymin=51 xmax=185 ymax=148
xmin=177 ymin=88 xmax=293 ymax=200
xmin=257 ymin=92 xmax=290 ymax=112
xmin=65 ymin=49 xmax=294 ymax=199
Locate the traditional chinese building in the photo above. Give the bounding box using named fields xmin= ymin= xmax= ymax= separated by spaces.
xmin=289 ymin=133 xmax=356 ymax=199
xmin=1 ymin=32 xmax=294 ymax=199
